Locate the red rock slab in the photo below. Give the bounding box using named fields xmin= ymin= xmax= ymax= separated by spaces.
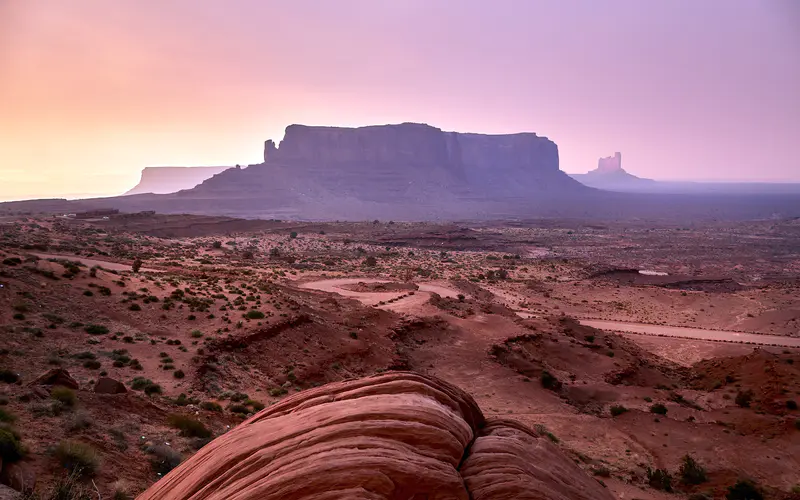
xmin=138 ymin=372 xmax=484 ymax=500
xmin=460 ymin=419 xmax=614 ymax=500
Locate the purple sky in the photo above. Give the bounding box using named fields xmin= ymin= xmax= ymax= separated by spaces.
xmin=1 ymin=0 xmax=799 ymax=200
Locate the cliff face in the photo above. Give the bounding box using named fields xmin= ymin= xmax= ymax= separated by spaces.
xmin=189 ymin=123 xmax=584 ymax=218
xmin=125 ymin=166 xmax=232 ymax=195
xmin=138 ymin=372 xmax=613 ymax=500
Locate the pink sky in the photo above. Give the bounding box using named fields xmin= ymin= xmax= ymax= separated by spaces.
xmin=1 ymin=1 xmax=798 ymax=201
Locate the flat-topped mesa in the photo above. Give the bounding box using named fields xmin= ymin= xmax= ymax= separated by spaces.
xmin=596 ymin=152 xmax=623 ymax=174
xmin=262 ymin=123 xmax=558 ymax=173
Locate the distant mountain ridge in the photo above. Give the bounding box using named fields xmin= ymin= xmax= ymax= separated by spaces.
xmin=126 ymin=166 xmax=232 ymax=195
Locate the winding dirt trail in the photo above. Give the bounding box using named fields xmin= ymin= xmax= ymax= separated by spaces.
xmin=298 ymin=278 xmax=462 ymax=312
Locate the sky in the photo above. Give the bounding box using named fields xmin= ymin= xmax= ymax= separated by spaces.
xmin=1 ymin=1 xmax=798 ymax=201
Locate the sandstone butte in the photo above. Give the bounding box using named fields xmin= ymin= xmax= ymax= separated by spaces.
xmin=138 ymin=372 xmax=612 ymax=500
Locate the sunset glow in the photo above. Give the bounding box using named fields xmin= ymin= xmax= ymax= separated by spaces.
xmin=1 ymin=1 xmax=798 ymax=201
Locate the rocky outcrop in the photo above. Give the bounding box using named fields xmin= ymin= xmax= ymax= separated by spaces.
xmin=571 ymin=152 xmax=656 ymax=192
xmin=138 ymin=372 xmax=611 ymax=500
xmin=185 ymin=123 xmax=585 ymax=219
xmin=596 ymin=152 xmax=622 ymax=173
xmin=125 ymin=167 xmax=232 ymax=195
xmin=93 ymin=377 xmax=127 ymax=394
xmin=30 ymin=369 xmax=78 ymax=389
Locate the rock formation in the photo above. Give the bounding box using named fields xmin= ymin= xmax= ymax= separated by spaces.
xmin=125 ymin=167 xmax=232 ymax=195
xmin=596 ymin=152 xmax=622 ymax=173
xmin=138 ymin=372 xmax=612 ymax=500
xmin=570 ymin=152 xmax=656 ymax=192
xmin=180 ymin=123 xmax=585 ymax=219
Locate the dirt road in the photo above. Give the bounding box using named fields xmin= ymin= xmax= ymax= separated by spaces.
xmin=580 ymin=319 xmax=800 ymax=348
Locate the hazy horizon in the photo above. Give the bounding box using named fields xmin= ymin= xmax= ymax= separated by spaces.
xmin=2 ymin=0 xmax=799 ymax=201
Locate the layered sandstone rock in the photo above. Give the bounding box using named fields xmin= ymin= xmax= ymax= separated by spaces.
xmin=138 ymin=372 xmax=611 ymax=500
xmin=189 ymin=123 xmax=584 ymax=215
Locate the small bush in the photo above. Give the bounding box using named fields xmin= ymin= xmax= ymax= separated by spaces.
xmin=647 ymin=467 xmax=673 ymax=492
xmin=269 ymin=387 xmax=288 ymax=397
xmin=610 ymin=405 xmax=628 ymax=417
xmin=173 ymin=370 xmax=185 ymax=379
xmin=55 ymin=440 xmax=99 ymax=477
xmin=0 ymin=370 xmax=19 ymax=383
xmin=144 ymin=383 xmax=162 ymax=396
xmin=735 ymin=390 xmax=753 ymax=408
xmin=650 ymin=403 xmax=668 ymax=415
xmin=228 ymin=404 xmax=250 ymax=415
xmin=83 ymin=360 xmax=101 ymax=370
xmin=0 ymin=408 xmax=16 ymax=423
xmin=190 ymin=330 xmax=203 ymax=338
xmin=0 ymin=427 xmax=24 ymax=462
xmin=679 ymin=454 xmax=707 ymax=485
xmin=128 ymin=303 xmax=141 ymax=311
xmin=146 ymin=443 xmax=182 ymax=475
xmin=67 ymin=411 xmax=94 ymax=432
xmin=245 ymin=310 xmax=264 ymax=320
xmin=786 ymin=400 xmax=797 ymax=410
xmin=200 ymin=401 xmax=222 ymax=412
xmin=168 ymin=414 xmax=211 ymax=438
xmin=540 ymin=370 xmax=562 ymax=391
xmin=51 ymin=387 xmax=77 ymax=407
xmin=84 ymin=324 xmax=109 ymax=335
xmin=726 ymin=479 xmax=763 ymax=500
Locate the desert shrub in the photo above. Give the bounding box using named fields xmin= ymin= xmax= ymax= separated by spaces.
xmin=144 ymin=383 xmax=162 ymax=396
xmin=289 ymin=231 xmax=298 ymax=239
xmin=200 ymin=401 xmax=222 ymax=412
xmin=0 ymin=408 xmax=16 ymax=423
xmin=66 ymin=411 xmax=94 ymax=432
xmin=83 ymin=360 xmax=101 ymax=370
xmin=269 ymin=387 xmax=288 ymax=397
xmin=363 ymin=256 xmax=377 ymax=267
xmin=650 ymin=403 xmax=668 ymax=415
xmin=786 ymin=400 xmax=797 ymax=410
xmin=735 ymin=390 xmax=753 ymax=408
xmin=212 ymin=241 xmax=222 ymax=249
xmin=128 ymin=303 xmax=141 ymax=311
xmin=647 ymin=467 xmax=673 ymax=492
xmin=51 ymin=387 xmax=77 ymax=407
xmin=168 ymin=414 xmax=211 ymax=438
xmin=0 ymin=369 xmax=19 ymax=383
xmin=190 ymin=330 xmax=203 ymax=338
xmin=245 ymin=310 xmax=264 ymax=320
xmin=726 ymin=479 xmax=763 ymax=500
xmin=0 ymin=427 xmax=24 ymax=462
xmin=74 ymin=351 xmax=96 ymax=360
xmin=173 ymin=369 xmax=185 ymax=379
xmin=146 ymin=443 xmax=181 ymax=475
xmin=540 ymin=370 xmax=562 ymax=391
xmin=12 ymin=313 xmax=25 ymax=320
xmin=131 ymin=259 xmax=142 ymax=273
xmin=228 ymin=404 xmax=250 ymax=415
xmin=247 ymin=400 xmax=265 ymax=411
xmin=39 ymin=471 xmax=95 ymax=500
xmin=610 ymin=405 xmax=628 ymax=417
xmin=55 ymin=440 xmax=99 ymax=477
xmin=84 ymin=324 xmax=109 ymax=335
xmin=679 ymin=454 xmax=707 ymax=485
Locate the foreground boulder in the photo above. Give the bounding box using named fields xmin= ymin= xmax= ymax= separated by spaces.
xmin=138 ymin=372 xmax=611 ymax=500
xmin=30 ymin=369 xmax=78 ymax=389
xmin=93 ymin=377 xmax=127 ymax=394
